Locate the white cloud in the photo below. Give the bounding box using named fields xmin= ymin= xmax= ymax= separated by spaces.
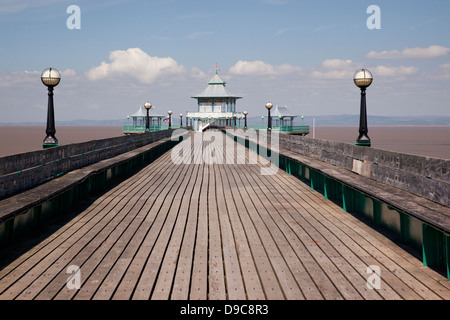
xmin=312 ymin=59 xmax=362 ymax=79
xmin=366 ymin=45 xmax=450 ymax=59
xmin=190 ymin=67 xmax=206 ymax=79
xmin=322 ymin=59 xmax=356 ymax=69
xmin=373 ymin=65 xmax=418 ymax=77
xmin=62 ymin=69 xmax=77 ymax=77
xmin=312 ymin=69 xmax=354 ymax=79
xmin=434 ymin=64 xmax=450 ymax=79
xmin=86 ymin=48 xmax=185 ymax=84
xmin=312 ymin=59 xmax=418 ymax=79
xmin=228 ymin=60 xmax=302 ymax=76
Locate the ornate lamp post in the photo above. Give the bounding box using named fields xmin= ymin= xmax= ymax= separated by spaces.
xmin=180 ymin=113 xmax=183 ymax=127
xmin=243 ymin=111 xmax=248 ymax=129
xmin=265 ymin=102 xmax=273 ymax=131
xmin=41 ymin=68 xmax=61 ymax=149
xmin=354 ymin=69 xmax=373 ymax=147
xmin=144 ymin=101 xmax=152 ymax=132
xmin=301 ymin=115 xmax=304 ymax=127
xmin=261 ymin=116 xmax=264 ymax=127
xmin=168 ymin=110 xmax=173 ymax=129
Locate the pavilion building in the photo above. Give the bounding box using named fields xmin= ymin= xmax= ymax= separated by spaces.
xmin=270 ymin=105 xmax=297 ymax=127
xmin=186 ymin=71 xmax=243 ymax=131
xmin=124 ymin=105 xmax=165 ymax=133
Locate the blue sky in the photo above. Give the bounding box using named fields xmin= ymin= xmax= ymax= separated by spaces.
xmin=0 ymin=0 xmax=449 ymax=123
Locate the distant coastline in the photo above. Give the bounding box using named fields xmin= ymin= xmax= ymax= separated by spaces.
xmin=1 ymin=114 xmax=450 ymax=127
xmin=0 ymin=124 xmax=449 ymax=160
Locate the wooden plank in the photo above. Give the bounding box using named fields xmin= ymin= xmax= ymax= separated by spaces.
xmin=0 ymin=160 xmax=146 ymax=293
xmin=244 ymin=162 xmax=379 ymax=300
xmin=170 ymin=138 xmax=203 ymax=299
xmin=2 ymin=131 xmax=449 ymax=301
xmin=130 ymin=159 xmax=195 ymax=299
xmin=303 ymin=184 xmax=450 ymax=299
xmin=223 ymin=170 xmax=285 ymax=298
xmin=0 ymin=153 xmax=166 ymax=300
xmin=65 ymin=156 xmax=181 ymax=300
xmin=92 ymin=158 xmax=186 ymax=300
xmin=151 ymin=163 xmax=200 ymax=299
xmin=216 ymin=163 xmax=266 ymax=300
xmin=236 ymin=162 xmax=342 ymax=300
xmin=213 ymin=163 xmax=246 ymax=300
xmin=220 ymin=139 xmax=285 ymax=299
xmin=111 ymin=156 xmax=192 ymax=300
xmin=189 ymin=164 xmax=209 ymax=300
xmin=261 ymin=165 xmax=409 ymax=299
xmin=207 ymin=163 xmax=226 ymax=300
xmin=262 ymin=162 xmax=433 ymax=299
xmin=22 ymin=155 xmax=173 ymax=300
xmin=227 ymin=152 xmax=306 ymax=300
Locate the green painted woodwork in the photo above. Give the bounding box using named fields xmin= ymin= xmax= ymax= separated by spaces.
xmin=0 ymin=135 xmax=183 ymax=247
xmin=226 ymin=129 xmax=449 ymax=280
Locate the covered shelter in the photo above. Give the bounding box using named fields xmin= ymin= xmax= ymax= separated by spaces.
xmin=186 ymin=70 xmax=244 ymax=130
xmin=270 ymin=105 xmax=297 ymax=127
xmin=128 ymin=105 xmax=165 ymax=127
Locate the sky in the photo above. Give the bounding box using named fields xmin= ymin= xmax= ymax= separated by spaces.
xmin=0 ymin=0 xmax=449 ymax=123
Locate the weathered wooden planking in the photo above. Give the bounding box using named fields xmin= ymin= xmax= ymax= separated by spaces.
xmin=1 ymin=131 xmax=449 ymax=300
xmin=265 ymin=155 xmax=449 ymax=300
xmin=0 ymin=154 xmax=167 ymax=300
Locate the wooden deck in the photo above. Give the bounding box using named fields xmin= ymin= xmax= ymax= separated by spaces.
xmin=0 ymin=132 xmax=449 ymax=300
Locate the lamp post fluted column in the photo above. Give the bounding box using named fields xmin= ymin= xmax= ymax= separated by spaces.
xmin=266 ymin=102 xmax=273 ymax=131
xmin=353 ymin=69 xmax=373 ymax=147
xmin=243 ymin=111 xmax=248 ymax=129
xmin=144 ymin=101 xmax=152 ymax=132
xmin=41 ymin=68 xmax=61 ymax=149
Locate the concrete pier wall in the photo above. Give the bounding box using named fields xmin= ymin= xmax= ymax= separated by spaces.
xmin=279 ymin=135 xmax=449 ymax=207
xmin=0 ymin=130 xmax=179 ymax=200
xmin=0 ymin=129 xmax=188 ymax=246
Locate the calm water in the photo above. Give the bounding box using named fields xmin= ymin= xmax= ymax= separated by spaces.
xmin=0 ymin=125 xmax=449 ymax=159
xmin=312 ymin=126 xmax=450 ymax=159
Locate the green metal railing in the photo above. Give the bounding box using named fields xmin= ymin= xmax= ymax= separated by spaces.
xmin=123 ymin=125 xmax=181 ymax=133
xmin=123 ymin=124 xmax=309 ymax=134
xmin=219 ymin=125 xmax=310 ymax=134
xmin=224 ymin=129 xmax=450 ymax=280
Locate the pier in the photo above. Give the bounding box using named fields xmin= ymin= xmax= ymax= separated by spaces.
xmin=0 ymin=129 xmax=449 ymax=300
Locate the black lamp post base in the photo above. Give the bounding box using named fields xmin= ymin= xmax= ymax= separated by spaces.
xmin=43 ymin=143 xmax=60 ymax=149
xmin=355 ymin=142 xmax=371 ymax=147
xmin=43 ymin=136 xmax=59 ymax=149
xmin=355 ymin=135 xmax=371 ymax=147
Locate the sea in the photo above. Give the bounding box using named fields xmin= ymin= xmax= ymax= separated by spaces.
xmin=0 ymin=125 xmax=449 ymax=160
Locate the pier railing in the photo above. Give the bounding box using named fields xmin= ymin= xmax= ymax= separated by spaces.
xmin=225 ymin=129 xmax=450 ymax=279
xmin=0 ymin=130 xmax=177 ymax=200
xmin=123 ymin=125 xmax=181 ymax=134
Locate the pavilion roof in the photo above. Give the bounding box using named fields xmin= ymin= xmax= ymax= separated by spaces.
xmin=270 ymin=105 xmax=297 ymax=118
xmin=129 ymin=105 xmax=164 ymax=118
xmin=192 ymin=74 xmax=242 ymax=99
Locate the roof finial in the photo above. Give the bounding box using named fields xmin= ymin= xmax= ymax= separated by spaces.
xmin=214 ymin=63 xmax=219 ymax=74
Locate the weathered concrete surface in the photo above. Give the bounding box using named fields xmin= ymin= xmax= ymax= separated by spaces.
xmin=0 ymin=130 xmax=188 ymax=246
xmin=279 ymin=134 xmax=449 ymax=207
xmin=0 ymin=130 xmax=178 ymax=200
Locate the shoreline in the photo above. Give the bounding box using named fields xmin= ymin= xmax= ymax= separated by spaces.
xmin=0 ymin=125 xmax=449 ymax=160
